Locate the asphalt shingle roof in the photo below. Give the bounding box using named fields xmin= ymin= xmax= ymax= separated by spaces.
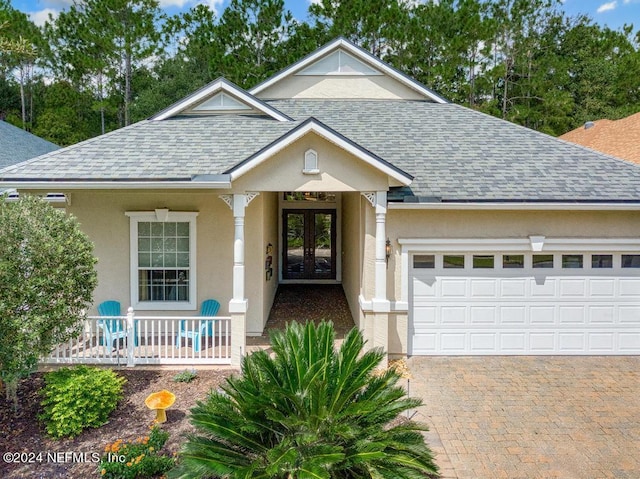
xmin=0 ymin=121 xmax=58 ymax=169
xmin=559 ymin=112 xmax=640 ymax=165
xmin=1 ymin=100 xmax=640 ymax=203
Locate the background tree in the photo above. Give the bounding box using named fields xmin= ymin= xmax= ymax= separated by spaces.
xmin=0 ymin=195 xmax=97 ymax=410
xmin=170 ymin=321 xmax=438 ymax=479
xmin=209 ymin=0 xmax=299 ymax=88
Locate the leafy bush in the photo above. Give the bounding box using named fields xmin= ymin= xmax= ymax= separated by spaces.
xmin=100 ymin=426 xmax=175 ymax=479
xmin=173 ymin=368 xmax=197 ymax=383
xmin=39 ymin=366 xmax=125 ymax=438
xmin=0 ymin=195 xmax=97 ymax=410
xmin=170 ymin=321 xmax=438 ymax=479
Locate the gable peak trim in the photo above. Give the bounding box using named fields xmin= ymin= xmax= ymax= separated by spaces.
xmin=250 ymin=37 xmax=448 ymax=103
xmin=150 ymin=78 xmax=292 ymax=122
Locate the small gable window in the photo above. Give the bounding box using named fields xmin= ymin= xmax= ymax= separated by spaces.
xmin=297 ymin=50 xmax=381 ymax=76
xmin=192 ymin=92 xmax=251 ymax=112
xmin=303 ymin=149 xmax=319 ymax=174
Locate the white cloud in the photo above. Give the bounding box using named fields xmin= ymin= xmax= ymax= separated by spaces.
xmin=42 ymin=0 xmax=73 ymax=7
xmin=597 ymin=1 xmax=617 ymax=12
xmin=28 ymin=8 xmax=60 ymax=27
xmin=159 ymin=0 xmax=193 ymax=7
xmin=196 ymin=0 xmax=226 ymax=15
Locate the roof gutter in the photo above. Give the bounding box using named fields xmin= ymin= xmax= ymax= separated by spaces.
xmin=388 ymin=202 xmax=640 ymax=211
xmin=0 ymin=176 xmax=232 ymax=190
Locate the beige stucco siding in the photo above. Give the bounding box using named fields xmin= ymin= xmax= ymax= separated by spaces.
xmin=341 ymin=192 xmax=364 ymax=327
xmin=261 ymin=192 xmax=279 ymax=332
xmin=256 ymin=75 xmax=426 ymax=100
xmin=233 ymin=132 xmax=390 ymax=193
xmin=67 ymin=190 xmax=236 ymax=316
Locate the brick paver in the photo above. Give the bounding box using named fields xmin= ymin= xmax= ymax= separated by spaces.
xmin=408 ymin=357 xmax=640 ymax=479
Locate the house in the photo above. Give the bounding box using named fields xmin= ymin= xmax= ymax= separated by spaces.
xmin=0 ymin=120 xmax=58 ymax=193
xmin=559 ymin=112 xmax=640 ymax=164
xmin=1 ymin=38 xmax=639 ymax=365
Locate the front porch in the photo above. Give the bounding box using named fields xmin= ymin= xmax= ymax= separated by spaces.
xmin=246 ymin=284 xmax=356 ymax=352
xmin=43 ymin=285 xmax=356 ymax=367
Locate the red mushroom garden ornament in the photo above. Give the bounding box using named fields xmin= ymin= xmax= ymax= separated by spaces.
xmin=145 ymin=390 xmax=176 ymax=424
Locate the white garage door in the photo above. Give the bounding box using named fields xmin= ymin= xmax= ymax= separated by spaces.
xmin=410 ymin=251 xmax=640 ymax=355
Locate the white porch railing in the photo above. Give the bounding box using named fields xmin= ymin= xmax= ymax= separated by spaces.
xmin=44 ymin=308 xmax=232 ymax=366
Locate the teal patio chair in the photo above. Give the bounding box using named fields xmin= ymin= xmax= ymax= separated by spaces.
xmin=97 ymin=300 xmax=137 ymax=349
xmin=175 ymin=299 xmax=221 ymax=352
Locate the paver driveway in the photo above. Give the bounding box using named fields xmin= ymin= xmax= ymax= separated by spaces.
xmin=407 ymin=357 xmax=640 ymax=479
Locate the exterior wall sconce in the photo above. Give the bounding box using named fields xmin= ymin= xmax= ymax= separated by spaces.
xmin=386 ymin=239 xmax=392 ymax=262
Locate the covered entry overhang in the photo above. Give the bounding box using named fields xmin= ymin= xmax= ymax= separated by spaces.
xmin=225 ymin=118 xmax=413 ymax=364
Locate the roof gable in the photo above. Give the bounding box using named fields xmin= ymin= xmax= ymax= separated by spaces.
xmin=225 ymin=117 xmax=413 ymax=186
xmin=250 ymin=37 xmax=447 ymax=103
xmin=151 ymin=78 xmax=292 ymax=122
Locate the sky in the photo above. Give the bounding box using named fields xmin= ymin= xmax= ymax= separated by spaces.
xmin=8 ymin=0 xmax=640 ymax=32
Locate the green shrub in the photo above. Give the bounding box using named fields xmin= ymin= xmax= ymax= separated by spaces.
xmin=172 ymin=368 xmax=197 ymax=383
xmin=100 ymin=426 xmax=175 ymax=478
xmin=170 ymin=321 xmax=438 ymax=479
xmin=39 ymin=365 xmax=126 ymax=438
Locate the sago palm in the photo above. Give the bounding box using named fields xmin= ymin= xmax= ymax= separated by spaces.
xmin=170 ymin=321 xmax=438 ymax=479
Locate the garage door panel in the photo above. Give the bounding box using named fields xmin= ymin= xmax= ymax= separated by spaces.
xmin=471 ymin=279 xmax=496 ymax=297
xmin=470 ymin=306 xmax=497 ymax=324
xmin=501 ymin=279 xmax=527 ymax=297
xmin=410 ymin=250 xmax=640 ymax=355
xmin=413 ymin=306 xmax=437 ymax=325
xmin=619 ymin=333 xmax=640 ymax=350
xmin=588 ymin=333 xmax=615 ymax=351
xmin=620 ymin=279 xmax=640 ymax=297
xmin=529 ymin=333 xmax=556 ymax=351
xmin=500 ymin=306 xmax=526 ymax=324
xmin=589 ymin=306 xmax=615 ymax=324
xmin=500 ymin=333 xmax=526 ymax=351
xmin=619 ymin=306 xmax=640 ymax=323
xmin=441 ymin=306 xmax=466 ymax=324
xmin=470 ymin=333 xmax=496 ymax=352
xmin=530 ymin=306 xmax=556 ymax=324
xmin=413 ymin=277 xmax=437 ymax=297
xmin=559 ymin=333 xmax=586 ymax=351
xmin=559 ymin=306 xmax=586 ymax=324
xmin=589 ymin=279 xmax=616 ymax=297
xmin=531 ymin=278 xmax=556 ymax=296
xmin=559 ymin=279 xmax=586 ymax=297
xmin=440 ymin=279 xmax=467 ymax=297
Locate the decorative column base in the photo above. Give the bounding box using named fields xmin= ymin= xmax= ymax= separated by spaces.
xmin=230 ymin=299 xmax=247 ymax=366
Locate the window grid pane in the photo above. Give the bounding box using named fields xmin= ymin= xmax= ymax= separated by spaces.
xmin=622 ymin=255 xmax=640 ymax=268
xmin=592 ymin=255 xmax=613 ymax=268
xmin=562 ymin=254 xmax=583 ymax=269
xmin=443 ymin=255 xmax=465 ymax=269
xmin=138 ymin=221 xmax=190 ymax=302
xmin=503 ymin=255 xmax=524 ymax=269
xmin=533 ymin=254 xmax=554 ymax=268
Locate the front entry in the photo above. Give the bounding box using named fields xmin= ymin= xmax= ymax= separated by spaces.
xmin=283 ymin=209 xmax=336 ymax=280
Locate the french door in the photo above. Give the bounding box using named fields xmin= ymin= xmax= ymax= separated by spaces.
xmin=283 ymin=209 xmax=336 ymax=280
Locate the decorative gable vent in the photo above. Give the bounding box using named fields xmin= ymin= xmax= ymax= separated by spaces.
xmin=303 ymin=149 xmax=319 ymax=174
xmin=297 ymin=50 xmax=381 ymax=76
xmin=192 ymin=92 xmax=251 ymax=112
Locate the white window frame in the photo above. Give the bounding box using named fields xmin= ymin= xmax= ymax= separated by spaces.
xmin=125 ymin=211 xmax=199 ymax=310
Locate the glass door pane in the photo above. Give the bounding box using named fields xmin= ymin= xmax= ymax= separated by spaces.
xmin=285 ymin=212 xmax=305 ymax=279
xmin=314 ymin=212 xmax=333 ymax=276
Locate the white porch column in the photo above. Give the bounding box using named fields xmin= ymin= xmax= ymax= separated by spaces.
xmin=372 ymin=191 xmax=390 ymax=313
xmin=363 ymin=191 xmax=390 ymax=366
xmin=229 ymin=194 xmax=248 ymax=366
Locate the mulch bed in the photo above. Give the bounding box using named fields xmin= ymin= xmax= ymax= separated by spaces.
xmin=0 ymin=367 xmax=234 ymax=479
